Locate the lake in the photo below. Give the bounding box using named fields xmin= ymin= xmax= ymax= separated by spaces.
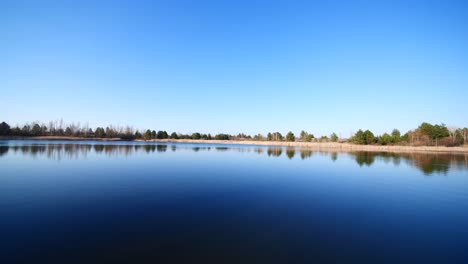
xmin=1 ymin=140 xmax=468 ymax=263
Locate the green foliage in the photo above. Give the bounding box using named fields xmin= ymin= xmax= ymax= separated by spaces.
xmin=299 ymin=130 xmax=307 ymax=139
xmin=267 ymin=132 xmax=273 ymax=141
xmin=0 ymin=122 xmax=11 ymax=135
xmin=143 ymin=129 xmax=152 ymax=141
xmin=352 ymin=130 xmax=365 ymax=144
xmin=134 ymin=131 xmax=142 ymax=139
xmin=391 ymin=129 xmax=401 ymax=143
xmin=378 ymin=133 xmax=392 ymax=145
xmin=237 ymin=133 xmax=249 ymax=139
xmin=151 ymin=130 xmax=157 ymax=139
xmin=419 ymin=122 xmax=449 ymax=141
xmin=319 ymin=136 xmax=329 ymax=142
xmin=11 ymin=127 xmax=21 ymax=136
xmin=401 ymin=132 xmax=409 ymax=142
xmin=253 ymin=133 xmax=264 ymax=141
xmin=286 ymin=131 xmax=295 ymax=142
xmin=95 ymin=127 xmax=105 ymax=138
xmin=177 ymin=134 xmax=190 ymax=139
xmin=31 ymin=124 xmax=42 ymax=136
xmin=300 ymin=130 xmax=314 ymax=142
xmin=272 ymin=132 xmax=283 ymax=141
xmin=170 ymin=132 xmax=179 ymax=139
xmin=364 ymin=130 xmax=375 ymax=144
xmin=330 ymin=132 xmax=338 ymax=142
xmin=191 ymin=132 xmax=201 ymax=140
xmin=157 ymin=130 xmax=169 ymax=139
xmin=352 ymin=129 xmax=374 ymax=145
xmin=19 ymin=125 xmax=30 ymax=136
xmin=300 ymin=130 xmax=307 ymax=140
xmin=214 ymin=133 xmax=230 ymax=140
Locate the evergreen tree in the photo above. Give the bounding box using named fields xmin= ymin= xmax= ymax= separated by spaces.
xmin=31 ymin=124 xmax=42 ymax=136
xmin=134 ymin=131 xmax=142 ymax=139
xmin=391 ymin=129 xmax=401 ymax=143
xmin=95 ymin=127 xmax=105 ymax=138
xmin=170 ymin=132 xmax=179 ymax=139
xmin=330 ymin=132 xmax=338 ymax=142
xmin=0 ymin=122 xmax=11 ymax=135
xmin=267 ymin=132 xmax=273 ymax=141
xmin=191 ymin=132 xmax=201 ymax=140
xmin=144 ymin=129 xmax=152 ymax=141
xmin=363 ymin=130 xmax=375 ymax=144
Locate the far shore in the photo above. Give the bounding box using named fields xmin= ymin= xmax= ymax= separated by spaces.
xmin=0 ymin=136 xmax=122 ymax=141
xmin=2 ymin=136 xmax=466 ymax=154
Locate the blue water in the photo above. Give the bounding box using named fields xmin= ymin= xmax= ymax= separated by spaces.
xmin=1 ymin=140 xmax=467 ymax=263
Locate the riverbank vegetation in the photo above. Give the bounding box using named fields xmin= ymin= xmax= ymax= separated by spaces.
xmin=1 ymin=120 xmax=467 ymax=147
xmin=350 ymin=123 xmax=467 ymax=147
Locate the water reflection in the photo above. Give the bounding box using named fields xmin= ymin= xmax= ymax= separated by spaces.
xmin=215 ymin=147 xmax=228 ymax=151
xmin=0 ymin=146 xmax=8 ymax=157
xmin=286 ymin=147 xmax=295 ymax=159
xmin=267 ymin=147 xmax=282 ymax=157
xmin=1 ymin=142 xmax=467 ymax=175
xmin=355 ymin=152 xmax=375 ymax=167
xmin=300 ymin=149 xmax=313 ymax=160
xmin=351 ymin=151 xmax=467 ymax=175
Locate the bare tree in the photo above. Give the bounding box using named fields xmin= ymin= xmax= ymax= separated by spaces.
xmin=448 ymin=127 xmax=458 ymax=144
xmin=463 ymin=127 xmax=468 ymax=144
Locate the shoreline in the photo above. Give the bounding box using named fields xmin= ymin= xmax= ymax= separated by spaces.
xmin=0 ymin=136 xmax=123 ymax=141
xmin=2 ymin=136 xmax=466 ymax=154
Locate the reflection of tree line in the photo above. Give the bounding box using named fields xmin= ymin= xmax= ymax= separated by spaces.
xmin=263 ymin=149 xmax=467 ymax=175
xmin=0 ymin=144 xmax=263 ymax=159
xmin=0 ymin=144 xmax=283 ymax=159
xmin=352 ymin=151 xmax=468 ymax=175
xmin=267 ymin=147 xmax=297 ymax=159
xmin=0 ymin=144 xmax=170 ymax=160
xmin=0 ymin=144 xmax=466 ymax=175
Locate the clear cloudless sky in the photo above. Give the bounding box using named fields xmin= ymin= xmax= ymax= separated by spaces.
xmin=1 ymin=0 xmax=467 ymax=137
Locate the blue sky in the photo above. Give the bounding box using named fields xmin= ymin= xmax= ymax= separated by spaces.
xmin=2 ymin=0 xmax=467 ymax=137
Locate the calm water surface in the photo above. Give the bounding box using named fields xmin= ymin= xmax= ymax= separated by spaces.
xmin=1 ymin=140 xmax=468 ymax=263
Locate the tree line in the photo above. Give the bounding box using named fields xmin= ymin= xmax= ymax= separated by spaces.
xmin=0 ymin=121 xmax=248 ymax=141
xmin=350 ymin=122 xmax=467 ymax=147
xmin=0 ymin=121 xmax=137 ymax=140
xmin=1 ymin=120 xmax=466 ymax=147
